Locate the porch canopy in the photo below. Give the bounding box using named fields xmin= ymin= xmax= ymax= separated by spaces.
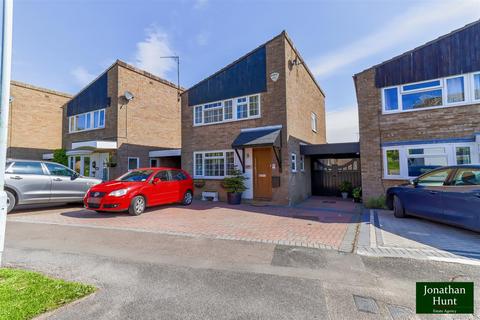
xmin=231 ymin=126 xmax=282 ymax=172
xmin=301 ymin=142 xmax=360 ymax=159
xmin=71 ymin=140 xmax=117 ymax=151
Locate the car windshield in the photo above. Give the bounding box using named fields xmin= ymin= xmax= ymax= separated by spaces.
xmin=117 ymin=170 xmax=154 ymax=182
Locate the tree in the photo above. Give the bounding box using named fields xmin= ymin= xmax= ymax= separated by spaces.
xmin=52 ymin=149 xmax=68 ymax=166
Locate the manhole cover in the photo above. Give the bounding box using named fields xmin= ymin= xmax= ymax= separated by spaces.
xmin=387 ymin=304 xmax=417 ymax=320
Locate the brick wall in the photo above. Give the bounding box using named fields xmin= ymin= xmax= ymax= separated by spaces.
xmin=355 ymin=68 xmax=480 ymax=200
xmin=9 ymin=81 xmax=71 ymax=160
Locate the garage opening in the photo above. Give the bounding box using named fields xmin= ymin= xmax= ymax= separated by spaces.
xmin=301 ymin=142 xmax=361 ymax=196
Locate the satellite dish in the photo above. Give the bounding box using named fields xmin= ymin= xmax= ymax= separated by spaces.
xmin=124 ymin=91 xmax=134 ymax=101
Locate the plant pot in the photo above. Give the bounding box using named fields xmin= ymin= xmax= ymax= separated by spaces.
xmin=341 ymin=192 xmax=348 ymax=199
xmin=227 ymin=192 xmax=242 ymax=205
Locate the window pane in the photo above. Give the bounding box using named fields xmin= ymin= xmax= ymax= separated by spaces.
xmin=383 ymin=88 xmax=398 ymax=111
xmin=249 ymin=95 xmax=259 ymax=116
xmin=402 ymin=89 xmax=442 ymax=110
xmin=407 ymin=155 xmax=447 ymax=177
xmin=291 ymin=154 xmax=296 ymax=172
xmin=76 ymin=114 xmax=86 ymax=131
xmin=446 ymin=77 xmax=465 ymax=103
xmin=83 ymin=157 xmax=90 ymax=176
xmin=417 ymin=169 xmax=451 ymax=187
xmin=194 ymin=106 xmax=202 ymax=124
xmin=74 ymin=156 xmax=81 ymax=173
xmin=69 ymin=117 xmax=74 ymax=132
xmin=204 ymin=107 xmax=223 ymax=124
xmin=85 ymin=113 xmax=91 ymax=129
xmin=224 ymin=100 xmax=233 ymax=120
xmin=456 ymin=147 xmax=471 ymax=164
xmin=10 ymin=162 xmax=44 ymax=175
xmin=226 ymin=152 xmax=235 ymax=175
xmin=94 ymin=111 xmax=100 ymax=128
xmin=155 ymin=170 xmax=170 ymax=181
xmin=205 ymin=158 xmax=224 ymax=176
xmin=402 ymin=80 xmax=441 ymax=91
xmin=474 ymin=74 xmax=480 ymax=100
xmin=408 ymin=147 xmax=445 ymax=155
xmin=386 ymin=150 xmax=400 ymax=175
xmin=128 ymin=158 xmax=139 ymax=170
xmin=195 ymin=154 xmax=203 ymax=176
xmin=45 ymin=162 xmax=74 ymax=177
xmin=452 ymin=168 xmax=480 ymax=186
xmin=99 ymin=110 xmax=105 ymax=127
xmin=237 ymin=97 xmax=248 ymax=119
xmin=311 ymin=113 xmax=317 ymax=131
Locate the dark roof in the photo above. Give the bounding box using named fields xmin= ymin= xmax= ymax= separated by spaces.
xmin=232 ymin=128 xmax=282 ymax=149
xmin=300 ymin=142 xmax=360 ymax=156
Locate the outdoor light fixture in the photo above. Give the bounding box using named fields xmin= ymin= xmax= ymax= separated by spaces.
xmin=124 ymin=91 xmax=134 ymax=101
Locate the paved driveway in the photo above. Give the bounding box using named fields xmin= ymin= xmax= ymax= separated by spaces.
xmin=8 ymin=197 xmax=360 ymax=251
xmin=357 ymin=209 xmax=480 ymax=265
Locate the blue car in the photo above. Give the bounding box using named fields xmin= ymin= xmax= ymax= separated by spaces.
xmin=386 ymin=165 xmax=480 ymax=232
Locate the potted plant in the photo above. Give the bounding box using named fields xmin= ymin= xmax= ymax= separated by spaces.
xmin=339 ymin=181 xmax=352 ymax=199
xmin=194 ymin=179 xmax=206 ymax=188
xmin=222 ymin=169 xmax=247 ymax=205
xmin=352 ymin=187 xmax=362 ymax=203
xmin=105 ymin=154 xmax=117 ymax=168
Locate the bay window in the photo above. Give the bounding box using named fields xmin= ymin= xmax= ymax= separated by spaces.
xmin=193 ymin=94 xmax=260 ymax=126
xmin=194 ymin=150 xmax=236 ymax=178
xmin=69 ymin=109 xmax=105 ymax=133
xmin=382 ymin=72 xmax=478 ymax=113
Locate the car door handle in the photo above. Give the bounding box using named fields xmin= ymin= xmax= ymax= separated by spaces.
xmin=52 ymin=178 xmax=62 ymax=182
xmin=10 ymin=176 xmax=22 ymax=180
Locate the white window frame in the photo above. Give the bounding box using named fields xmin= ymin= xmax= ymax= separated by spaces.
xmin=68 ymin=109 xmax=106 ymax=133
xmin=291 ymin=153 xmax=297 ymax=173
xmin=128 ymin=157 xmax=139 ymax=171
xmin=300 ymin=155 xmax=305 ymax=172
xmin=193 ymin=150 xmax=237 ymax=179
xmin=382 ymin=72 xmax=480 ymax=114
xmin=311 ymin=112 xmax=317 ymax=133
xmin=382 ymin=142 xmax=480 ymax=180
xmin=192 ymin=93 xmax=261 ymax=127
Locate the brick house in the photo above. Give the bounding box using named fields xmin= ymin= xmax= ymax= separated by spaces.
xmin=354 ymin=20 xmax=480 ymax=200
xmin=181 ymin=31 xmax=326 ymax=205
xmin=8 ymin=81 xmax=71 ymax=160
xmin=63 ymin=60 xmax=182 ymax=180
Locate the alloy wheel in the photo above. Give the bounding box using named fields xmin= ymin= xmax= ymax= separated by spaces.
xmin=135 ymin=197 xmax=145 ymax=214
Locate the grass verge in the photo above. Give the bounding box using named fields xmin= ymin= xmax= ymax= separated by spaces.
xmin=0 ymin=268 xmax=95 ymax=320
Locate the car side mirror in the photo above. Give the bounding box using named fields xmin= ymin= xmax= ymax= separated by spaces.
xmin=152 ymin=177 xmax=161 ymax=185
xmin=71 ymin=172 xmax=79 ymax=180
xmin=410 ymin=179 xmax=418 ymax=187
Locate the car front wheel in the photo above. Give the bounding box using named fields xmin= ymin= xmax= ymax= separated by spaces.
xmin=5 ymin=190 xmax=15 ymax=213
xmin=393 ymin=195 xmax=406 ymax=218
xmin=182 ymin=191 xmax=193 ymax=206
xmin=128 ymin=196 xmax=146 ymax=216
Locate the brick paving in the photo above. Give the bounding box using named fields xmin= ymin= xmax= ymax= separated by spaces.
xmin=8 ymin=197 xmax=360 ymax=251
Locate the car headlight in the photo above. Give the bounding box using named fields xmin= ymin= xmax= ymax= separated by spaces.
xmin=108 ymin=189 xmax=128 ymax=197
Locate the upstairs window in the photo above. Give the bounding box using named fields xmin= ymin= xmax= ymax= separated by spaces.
xmin=193 ymin=94 xmax=260 ymax=126
xmin=311 ymin=112 xmax=317 ymax=132
xmin=382 ymin=72 xmax=477 ymax=113
xmin=69 ymin=109 xmax=105 ymax=133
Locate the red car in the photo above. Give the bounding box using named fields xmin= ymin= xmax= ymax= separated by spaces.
xmin=84 ymin=167 xmax=193 ymax=215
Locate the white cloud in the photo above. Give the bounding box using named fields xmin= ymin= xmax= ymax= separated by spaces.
xmin=193 ymin=0 xmax=208 ymax=9
xmin=326 ymin=106 xmax=359 ymax=143
xmin=196 ymin=31 xmax=209 ymax=46
xmin=311 ymin=0 xmax=480 ymax=78
xmin=133 ymin=27 xmax=175 ymax=78
xmin=71 ymin=66 xmax=95 ymax=87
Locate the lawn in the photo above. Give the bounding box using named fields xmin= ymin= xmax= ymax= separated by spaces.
xmin=0 ymin=268 xmax=95 ymax=320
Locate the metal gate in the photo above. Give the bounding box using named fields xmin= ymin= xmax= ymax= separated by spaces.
xmin=311 ymin=158 xmax=361 ymax=196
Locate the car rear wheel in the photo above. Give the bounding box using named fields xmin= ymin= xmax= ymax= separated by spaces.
xmin=393 ymin=195 xmax=406 ymax=218
xmin=5 ymin=190 xmax=15 ymax=214
xmin=129 ymin=196 xmax=145 ymax=216
xmin=182 ymin=191 xmax=193 ymax=206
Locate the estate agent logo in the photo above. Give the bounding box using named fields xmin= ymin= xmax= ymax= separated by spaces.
xmin=416 ymin=282 xmax=474 ymax=314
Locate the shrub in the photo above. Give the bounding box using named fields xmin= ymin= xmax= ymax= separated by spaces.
xmin=52 ymin=149 xmax=68 ymax=166
xmin=222 ymin=169 xmax=247 ymax=193
xmin=339 ymin=181 xmax=353 ymax=193
xmin=364 ymin=195 xmax=387 ymax=209
xmin=352 ymin=187 xmax=362 ymax=199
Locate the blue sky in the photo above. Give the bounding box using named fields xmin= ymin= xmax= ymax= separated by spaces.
xmin=11 ymin=0 xmax=480 ymax=142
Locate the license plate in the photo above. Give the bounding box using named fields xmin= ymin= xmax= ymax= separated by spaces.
xmin=88 ymin=197 xmax=101 ymax=204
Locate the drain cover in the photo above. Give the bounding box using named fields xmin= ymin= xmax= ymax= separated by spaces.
xmin=353 ymin=295 xmax=379 ymax=314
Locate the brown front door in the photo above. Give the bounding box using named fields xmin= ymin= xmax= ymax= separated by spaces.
xmin=253 ymin=147 xmax=272 ymax=199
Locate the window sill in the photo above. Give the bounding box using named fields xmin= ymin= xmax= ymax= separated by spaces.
xmin=68 ymin=127 xmax=105 ymax=134
xmin=193 ymin=115 xmax=261 ymax=127
xmin=193 ymin=176 xmax=231 ymax=180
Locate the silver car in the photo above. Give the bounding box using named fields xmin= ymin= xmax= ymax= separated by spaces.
xmin=4 ymin=159 xmax=102 ymax=213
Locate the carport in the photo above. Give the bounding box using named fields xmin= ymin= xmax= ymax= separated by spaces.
xmin=301 ymin=142 xmax=361 ymax=196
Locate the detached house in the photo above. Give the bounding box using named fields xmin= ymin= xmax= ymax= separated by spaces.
xmin=181 ymin=31 xmax=326 ymax=205
xmin=63 ymin=60 xmax=182 ymax=180
xmin=8 ymin=81 xmax=71 ymax=160
xmin=354 ymin=20 xmax=480 ymax=200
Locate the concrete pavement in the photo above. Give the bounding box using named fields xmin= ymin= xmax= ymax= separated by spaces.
xmin=4 ymin=220 xmax=480 ymax=319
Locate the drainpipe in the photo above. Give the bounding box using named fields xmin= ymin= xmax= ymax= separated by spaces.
xmin=0 ymin=0 xmax=13 ymax=267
